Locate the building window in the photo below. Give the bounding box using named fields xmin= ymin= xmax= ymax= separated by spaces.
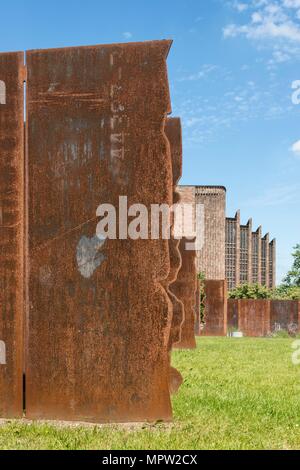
xmin=225 ymin=219 xmax=236 ymax=290
xmin=269 ymin=245 xmax=273 ymax=288
xmin=252 ymin=233 xmax=258 ymax=283
xmin=261 ymin=239 xmax=266 ymax=286
xmin=240 ymin=227 xmax=248 ymax=284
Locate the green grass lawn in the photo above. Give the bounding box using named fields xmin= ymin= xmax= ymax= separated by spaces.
xmin=1 ymin=337 xmax=300 ymax=450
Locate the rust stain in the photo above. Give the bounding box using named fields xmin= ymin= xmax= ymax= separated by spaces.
xmin=25 ymin=40 xmax=175 ymax=423
xmin=0 ymin=51 xmax=24 ymax=418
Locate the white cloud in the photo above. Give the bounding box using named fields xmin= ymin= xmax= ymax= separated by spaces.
xmin=235 ymin=2 xmax=249 ymax=12
xmin=252 ymin=12 xmax=263 ymax=23
xmin=123 ymin=32 xmax=133 ymax=39
xmin=185 ymin=117 xmax=203 ymax=128
xmin=290 ymin=139 xmax=300 ymax=156
xmin=173 ymin=72 xmax=295 ymax=147
xmin=267 ymin=47 xmax=291 ymax=65
xmin=224 ymin=0 xmax=300 ymax=65
xmin=283 ymin=0 xmax=300 ymax=8
xmin=224 ymin=18 xmax=300 ymax=42
xmin=225 ymin=1 xmax=300 ymax=40
xmin=177 ymin=64 xmax=218 ymax=82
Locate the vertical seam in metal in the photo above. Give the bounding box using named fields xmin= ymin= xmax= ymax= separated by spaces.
xmin=23 ymin=50 xmax=28 ymax=416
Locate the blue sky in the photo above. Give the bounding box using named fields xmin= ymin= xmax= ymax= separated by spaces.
xmin=1 ymin=0 xmax=300 ymax=282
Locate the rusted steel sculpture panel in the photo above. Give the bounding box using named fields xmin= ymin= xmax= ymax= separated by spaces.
xmin=270 ymin=300 xmax=299 ymax=333
xmin=239 ymin=300 xmax=270 ymax=337
xmin=165 ymin=117 xmax=184 ymax=394
xmin=26 ymin=41 xmax=174 ymax=423
xmin=194 ymin=278 xmax=201 ymax=336
xmin=202 ymin=280 xmax=227 ymax=336
xmin=173 ymin=238 xmax=197 ymax=349
xmin=0 ymin=52 xmax=24 ymax=418
xmin=227 ymin=299 xmax=239 ymax=332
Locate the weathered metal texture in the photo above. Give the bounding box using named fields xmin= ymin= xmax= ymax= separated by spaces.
xmin=164 ymin=117 xmax=184 ymax=394
xmin=0 ymin=52 xmax=24 ymax=418
xmin=270 ymin=300 xmax=299 ymax=332
xmin=26 ymin=41 xmax=174 ymax=423
xmin=202 ymin=280 xmax=227 ymax=336
xmin=173 ymin=238 xmax=197 ymax=349
xmin=194 ymin=278 xmax=201 ymax=336
xmin=227 ymin=299 xmax=239 ymax=332
xmin=239 ymin=300 xmax=270 ymax=337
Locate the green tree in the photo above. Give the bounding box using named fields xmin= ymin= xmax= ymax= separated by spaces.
xmin=284 ymin=244 xmax=300 ymax=287
xmin=272 ymin=285 xmax=300 ymax=300
xmin=228 ymin=283 xmax=300 ymax=300
xmin=229 ymin=283 xmax=271 ymax=299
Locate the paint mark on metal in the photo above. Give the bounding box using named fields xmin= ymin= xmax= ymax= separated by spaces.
xmin=0 ymin=341 xmax=6 ymax=365
xmin=0 ymin=80 xmax=5 ymax=104
xmin=99 ymin=142 xmax=105 ymax=161
xmin=39 ymin=265 xmax=54 ymax=287
xmin=76 ymin=235 xmax=106 ymax=279
xmin=48 ymin=82 xmax=59 ymax=92
xmin=108 ymin=65 xmax=126 ymax=182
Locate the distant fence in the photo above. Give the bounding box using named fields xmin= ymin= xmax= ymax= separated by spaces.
xmin=198 ymin=282 xmax=300 ymax=337
xmin=270 ymin=300 xmax=300 ymax=334
xmin=228 ymin=299 xmax=300 ymax=337
xmin=238 ymin=300 xmax=271 ymax=337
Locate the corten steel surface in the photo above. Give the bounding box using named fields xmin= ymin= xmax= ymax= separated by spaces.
xmin=227 ymin=299 xmax=239 ymax=332
xmin=238 ymin=300 xmax=271 ymax=337
xmin=173 ymin=238 xmax=197 ymax=350
xmin=202 ymin=280 xmax=227 ymax=336
xmin=164 ymin=117 xmax=184 ymax=394
xmin=194 ymin=279 xmax=201 ymax=336
xmin=270 ymin=300 xmax=300 ymax=332
xmin=26 ymin=41 xmax=174 ymax=423
xmin=0 ymin=52 xmax=24 ymax=418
